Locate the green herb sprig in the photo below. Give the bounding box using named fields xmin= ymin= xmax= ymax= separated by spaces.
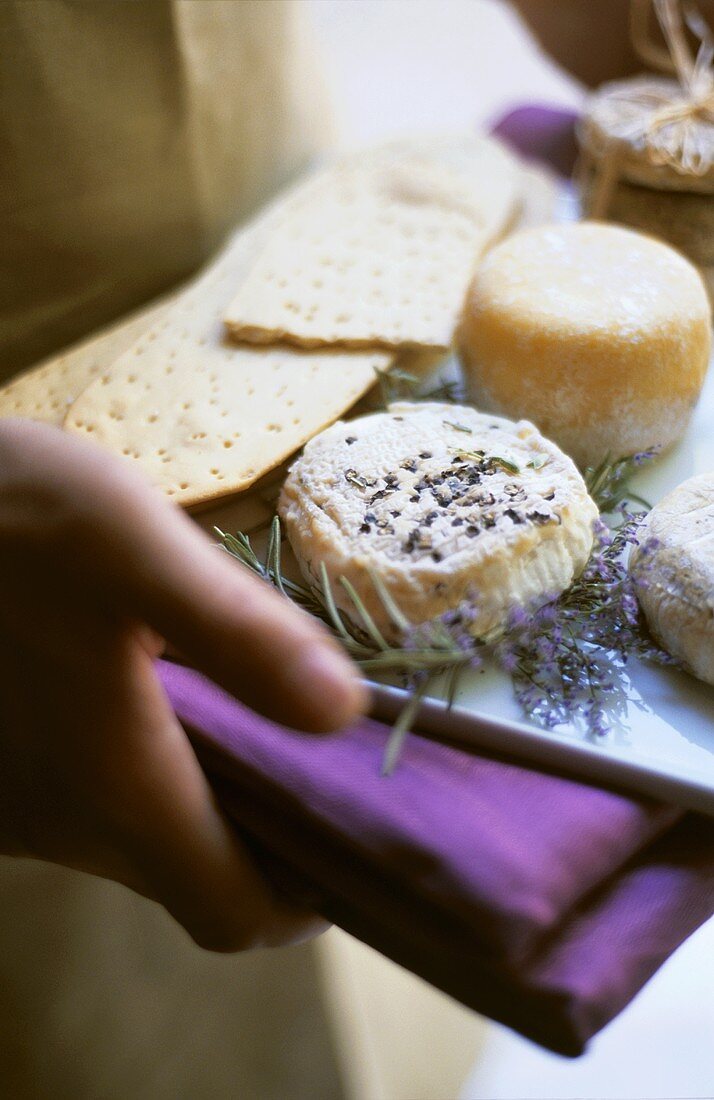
xmin=216 ymin=448 xmax=668 ymax=775
xmin=374 ymin=366 xmax=464 ymax=408
xmin=216 ymin=518 xmax=477 ymax=774
xmin=584 ymin=451 xmax=655 ymax=514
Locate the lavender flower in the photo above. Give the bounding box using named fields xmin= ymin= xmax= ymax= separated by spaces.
xmin=489 ymin=511 xmax=677 ymax=738
xmin=217 ymin=444 xmax=674 ymax=769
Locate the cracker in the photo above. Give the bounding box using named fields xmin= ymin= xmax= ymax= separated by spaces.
xmin=223 ymin=136 xmax=521 ymax=350
xmin=0 ymin=300 xmax=171 ymax=426
xmin=64 ymin=168 xmax=393 ymax=507
xmin=64 ymin=213 xmax=391 ymax=507
xmin=66 ymin=341 xmax=389 ymax=508
xmin=343 ymin=133 xmax=523 ymax=232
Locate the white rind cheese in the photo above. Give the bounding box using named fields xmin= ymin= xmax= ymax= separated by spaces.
xmin=630 ymin=471 xmax=714 ymax=685
xmin=279 ymin=402 xmax=598 ymax=639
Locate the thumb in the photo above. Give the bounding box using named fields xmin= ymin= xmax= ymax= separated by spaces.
xmin=87 ymin=454 xmax=368 ymax=733
xmin=4 ymin=419 xmax=368 ymax=733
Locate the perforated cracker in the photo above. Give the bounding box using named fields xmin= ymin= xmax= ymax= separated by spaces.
xmin=44 ymin=158 xmax=393 ymax=506
xmin=342 ymin=134 xmax=523 ymax=233
xmin=0 ymin=301 xmax=171 ymax=426
xmin=65 ymin=339 xmax=390 ymax=507
xmin=63 ymin=188 xmax=391 ymax=507
xmin=224 ymin=135 xmax=521 ymax=350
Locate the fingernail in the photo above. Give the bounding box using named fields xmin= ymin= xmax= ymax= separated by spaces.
xmin=288 ymin=643 xmax=368 ymax=732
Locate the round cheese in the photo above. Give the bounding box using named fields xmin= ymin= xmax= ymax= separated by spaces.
xmin=279 ymin=402 xmax=598 ymax=640
xmin=458 ymin=222 xmax=711 ymax=469
xmin=630 ymin=471 xmax=714 ymax=685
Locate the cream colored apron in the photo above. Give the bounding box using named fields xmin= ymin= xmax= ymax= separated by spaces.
xmin=0 ymin=0 xmax=329 ymax=380
xmin=0 ymin=3 xmax=340 ymax=1096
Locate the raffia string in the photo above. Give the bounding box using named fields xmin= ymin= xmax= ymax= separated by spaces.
xmin=584 ymin=0 xmax=714 ymax=217
xmin=631 ymin=0 xmax=714 ymax=170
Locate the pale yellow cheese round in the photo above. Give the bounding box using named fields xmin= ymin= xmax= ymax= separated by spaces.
xmin=458 ymin=222 xmax=711 ymax=469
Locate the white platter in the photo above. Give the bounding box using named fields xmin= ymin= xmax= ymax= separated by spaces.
xmin=198 ymin=333 xmax=714 ymax=820
xmin=199 ymin=357 xmax=714 ymax=817
xmin=357 ymin=342 xmax=714 ymax=817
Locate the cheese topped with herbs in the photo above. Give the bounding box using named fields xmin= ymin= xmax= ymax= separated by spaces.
xmin=630 ymin=471 xmax=714 ymax=686
xmin=279 ymin=402 xmax=598 ymax=638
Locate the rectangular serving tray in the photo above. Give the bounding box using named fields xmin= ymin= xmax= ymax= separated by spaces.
xmin=371 ymin=361 xmax=714 ymax=817
xmin=199 ymin=346 xmax=714 ymax=820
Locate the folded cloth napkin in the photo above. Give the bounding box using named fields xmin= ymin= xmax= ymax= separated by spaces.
xmin=159 ymin=661 xmax=714 ymax=1058
xmin=490 ymin=104 xmax=581 ymax=177
xmin=158 ymin=108 xmax=714 ymax=1057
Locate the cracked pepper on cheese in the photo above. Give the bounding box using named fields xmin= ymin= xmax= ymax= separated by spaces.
xmin=279 ymin=402 xmax=598 ymax=639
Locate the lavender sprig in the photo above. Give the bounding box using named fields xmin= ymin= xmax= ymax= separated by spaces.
xmin=492 ymin=511 xmax=676 ymax=739
xmin=584 ymin=450 xmax=656 ymax=515
xmin=216 ymin=504 xmax=674 ymax=773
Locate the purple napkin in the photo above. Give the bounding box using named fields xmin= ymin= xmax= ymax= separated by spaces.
xmin=160 ymin=662 xmax=714 ymax=1057
xmin=160 ymin=108 xmax=714 ymax=1056
xmin=490 ymin=104 xmax=580 ymax=178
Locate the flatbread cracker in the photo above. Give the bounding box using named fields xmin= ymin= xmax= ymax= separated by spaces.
xmin=64 ymin=191 xmax=391 ymax=507
xmin=224 ymin=136 xmax=521 ymax=350
xmin=0 ymin=300 xmax=171 ymax=426
xmin=65 ymin=339 xmax=390 ymax=508
xmin=341 ymin=134 xmax=523 ymax=233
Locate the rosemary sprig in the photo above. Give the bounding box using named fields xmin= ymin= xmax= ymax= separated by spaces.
xmin=374 ymin=367 xmax=420 ymax=407
xmin=217 ymin=521 xmax=476 ymax=771
xmin=217 ymin=522 xmax=474 ymax=672
xmin=381 ymin=676 xmax=431 ymax=776
xmin=215 ymin=521 xmax=324 ymax=616
xmin=584 ymin=451 xmax=655 ymax=514
xmin=373 ymin=365 xmax=463 ymax=408
xmin=421 ymin=374 xmax=464 ymax=404
xmin=215 ymin=456 xmax=664 ymax=772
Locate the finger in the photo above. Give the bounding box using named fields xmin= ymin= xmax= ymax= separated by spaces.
xmin=119 ymin=493 xmax=368 ymax=733
xmin=104 ymin=647 xmax=329 ymax=951
xmin=3 ymin=629 xmax=327 ymax=951
xmin=0 ymin=610 xmax=327 ymax=953
xmin=4 ymin=422 xmax=367 ymax=733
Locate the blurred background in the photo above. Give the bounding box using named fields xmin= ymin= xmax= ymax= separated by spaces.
xmin=308 ymin=0 xmax=579 ymax=145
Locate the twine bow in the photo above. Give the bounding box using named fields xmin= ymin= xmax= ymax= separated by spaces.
xmin=629 ymin=0 xmax=714 ymax=175
xmin=582 ymin=0 xmax=714 ymax=217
